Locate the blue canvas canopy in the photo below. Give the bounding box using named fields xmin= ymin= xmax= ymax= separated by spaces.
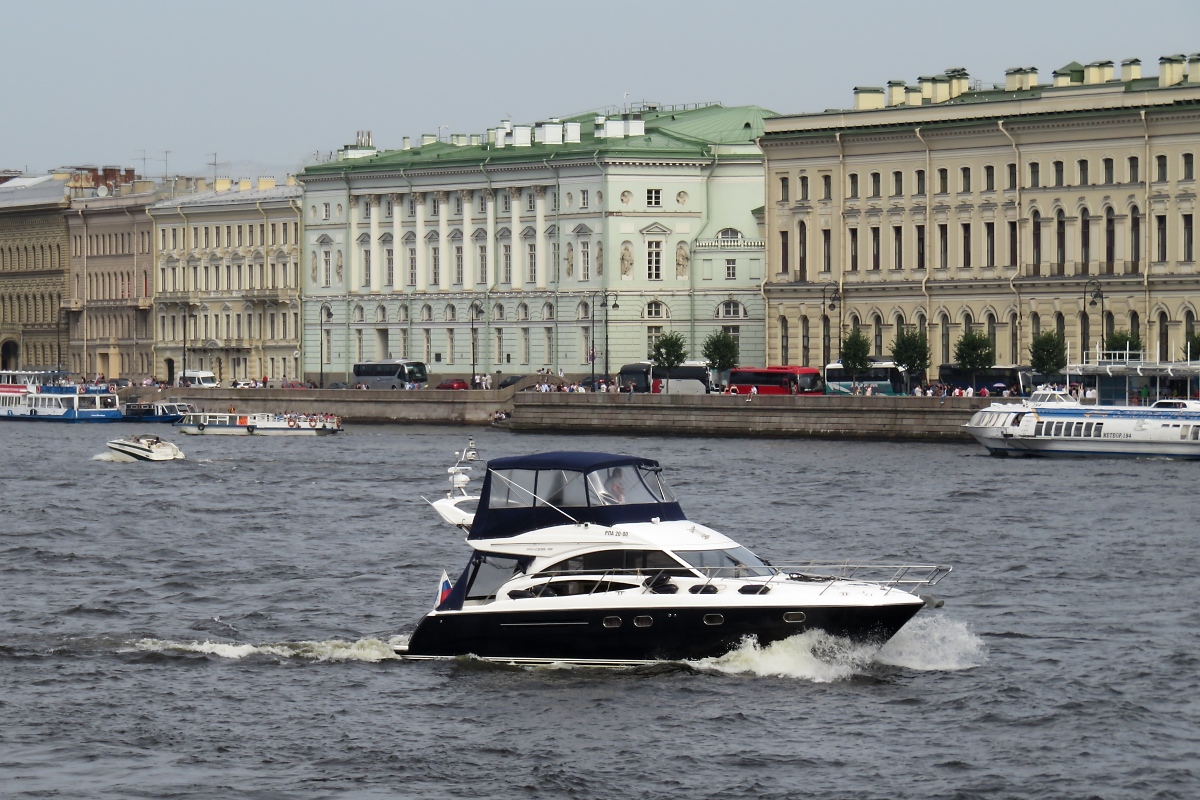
xmin=468 ymin=451 xmax=686 ymax=539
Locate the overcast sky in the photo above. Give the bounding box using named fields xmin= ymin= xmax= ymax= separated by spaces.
xmin=4 ymin=0 xmax=1199 ymax=179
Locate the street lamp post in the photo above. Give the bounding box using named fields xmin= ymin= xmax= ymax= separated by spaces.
xmin=599 ymin=292 xmax=618 ymax=382
xmin=319 ymin=305 xmax=332 ymax=388
xmin=820 ymin=283 xmax=843 ymax=357
xmin=1084 ymin=279 xmax=1104 ymax=360
xmin=469 ymin=301 xmax=483 ymax=388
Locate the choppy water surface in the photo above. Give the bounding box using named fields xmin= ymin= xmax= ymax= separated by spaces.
xmin=1 ymin=423 xmax=1197 ymax=798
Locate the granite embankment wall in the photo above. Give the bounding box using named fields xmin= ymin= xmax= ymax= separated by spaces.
xmin=510 ymin=393 xmax=1012 ymax=441
xmin=129 ymin=385 xmax=1012 ymax=440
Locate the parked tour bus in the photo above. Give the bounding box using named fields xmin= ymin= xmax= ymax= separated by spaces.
xmin=617 ymin=361 xmax=712 ymax=394
xmin=823 ymin=361 xmax=907 ymax=395
xmin=727 ymin=366 xmax=824 ymax=395
xmin=937 ymin=363 xmax=1037 ymax=395
xmin=351 ymin=359 xmax=429 ymax=389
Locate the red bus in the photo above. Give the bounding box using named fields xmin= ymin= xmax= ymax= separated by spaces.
xmin=727 ymin=366 xmax=824 ymax=395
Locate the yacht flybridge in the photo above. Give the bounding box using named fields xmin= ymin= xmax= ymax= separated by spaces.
xmin=399 ymin=450 xmax=951 ymax=666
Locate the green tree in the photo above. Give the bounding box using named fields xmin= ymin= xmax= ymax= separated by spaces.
xmin=1185 ymin=331 xmax=1200 ymax=361
xmin=1106 ymin=328 xmax=1143 ymax=355
xmin=954 ymin=329 xmax=996 ymax=390
xmin=1029 ymin=331 xmax=1067 ymax=377
xmin=839 ymin=328 xmax=872 ymax=389
xmin=701 ymin=329 xmax=740 ymax=379
xmin=649 ymin=331 xmax=688 ymax=392
xmin=889 ymin=327 xmax=931 ymax=392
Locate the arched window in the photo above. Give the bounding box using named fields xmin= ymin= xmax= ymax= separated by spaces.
xmin=1158 ymin=311 xmax=1169 ymax=361
xmin=1055 ymin=209 xmax=1066 ymax=274
xmin=797 ymin=221 xmax=808 ymax=280
xmin=1030 ymin=311 xmax=1040 ymax=339
xmin=645 ymin=301 xmax=666 ymax=319
xmin=542 ymin=302 xmax=554 ymax=321
xmin=779 ymin=316 xmax=790 ymax=364
xmin=445 ymin=304 xmax=457 ymax=322
xmin=398 ymin=305 xmax=409 ymax=323
xmin=1055 ymin=312 xmax=1065 ymax=339
xmin=1031 ymin=210 xmax=1042 ymax=273
xmin=577 ymin=301 xmax=590 ymax=320
xmin=962 ymin=312 xmax=973 ymax=333
xmin=848 ymin=314 xmax=860 ymax=334
xmin=1186 ymin=310 xmax=1196 ymax=340
xmin=895 ymin=312 xmax=906 ymax=332
xmin=353 ymin=305 xmax=364 ymax=323
xmin=376 ymin=305 xmax=387 ymax=323
xmin=1009 ymin=313 xmax=1019 ymax=362
xmin=493 ymin=303 xmax=505 ymax=321
xmin=1080 ymin=207 xmax=1091 ymax=272
xmin=1104 ymin=310 xmax=1114 ymax=342
xmin=1130 ymin=205 xmax=1141 ymax=270
xmin=872 ymin=314 xmax=883 ymax=356
xmin=717 ymin=228 xmax=743 ymax=240
xmin=800 ymin=316 xmax=810 ymax=366
xmin=719 ymin=300 xmax=746 ymax=319
xmin=517 ymin=303 xmax=528 ymax=321
xmin=940 ymin=314 xmax=951 ymax=364
xmin=1130 ymin=311 xmax=1140 ymax=348
xmin=987 ymin=313 xmax=997 ymax=354
xmin=422 ymin=304 xmax=433 ymax=322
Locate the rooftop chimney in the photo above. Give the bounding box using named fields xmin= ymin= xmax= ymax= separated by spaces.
xmin=470 ymin=133 xmax=482 ymax=146
xmin=886 ymin=80 xmax=906 ymax=107
xmin=1160 ymin=54 xmax=1186 ymax=87
xmin=853 ymin=86 xmax=886 ymax=110
xmin=918 ymin=75 xmax=936 ymax=100
xmin=402 ymin=136 xmax=411 ymax=150
xmin=564 ymin=122 xmax=581 ymax=143
xmin=1189 ymin=53 xmax=1200 ymax=81
xmin=238 ymin=178 xmax=252 ymax=191
xmin=1023 ymin=68 xmax=1039 ymax=90
xmin=1005 ymin=68 xmax=1024 ymax=92
xmin=420 ymin=133 xmax=437 ymax=146
xmin=257 ymin=176 xmax=276 ymax=190
xmin=905 ymin=85 xmax=923 ymax=106
xmin=930 ymin=76 xmax=950 ymax=104
xmin=512 ymin=126 xmax=532 ymax=146
xmin=626 ymin=113 xmax=645 ymax=136
xmin=215 ymin=177 xmax=232 ymax=193
xmin=1122 ymin=58 xmax=1142 ymax=81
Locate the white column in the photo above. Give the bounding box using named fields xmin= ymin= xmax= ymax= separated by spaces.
xmin=535 ymin=186 xmax=547 ymax=291
xmin=369 ymin=195 xmax=382 ymax=292
xmin=414 ymin=192 xmax=427 ymax=292
xmin=348 ymin=196 xmax=361 ymax=292
xmin=391 ymin=193 xmax=403 ymax=291
xmin=460 ymin=189 xmax=474 ymax=285
xmin=509 ymin=187 xmax=521 ymax=290
xmin=438 ymin=191 xmax=450 ymax=292
xmin=484 ymin=189 xmax=496 ymax=288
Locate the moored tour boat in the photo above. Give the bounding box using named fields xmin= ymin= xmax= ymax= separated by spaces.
xmin=398 ymin=450 xmax=951 ymax=666
xmin=121 ymin=401 xmax=193 ymax=424
xmin=176 ymin=410 xmax=343 ymax=435
xmin=965 ymin=389 xmax=1200 ymax=459
xmin=107 ymin=433 xmax=185 ymax=461
xmin=0 ymin=371 xmax=121 ymax=422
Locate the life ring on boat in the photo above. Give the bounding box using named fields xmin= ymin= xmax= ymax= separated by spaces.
xmin=288 ymin=418 xmax=298 ymax=428
xmin=197 ymin=422 xmax=206 ymax=432
xmin=107 ymin=384 xmax=116 ymax=393
xmin=246 ymin=425 xmax=256 ymax=434
xmin=35 ymin=385 xmax=41 ymax=393
xmin=77 ymin=385 xmax=85 ymax=394
xmin=308 ymin=417 xmax=317 ymax=428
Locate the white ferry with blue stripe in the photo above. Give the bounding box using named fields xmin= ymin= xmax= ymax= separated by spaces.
xmin=965 ymin=390 xmax=1200 ymax=459
xmin=0 ymin=371 xmax=122 ymax=422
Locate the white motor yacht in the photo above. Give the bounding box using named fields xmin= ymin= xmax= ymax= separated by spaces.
xmin=106 ymin=434 xmax=185 ymax=462
xmin=398 ymin=450 xmax=951 ymax=666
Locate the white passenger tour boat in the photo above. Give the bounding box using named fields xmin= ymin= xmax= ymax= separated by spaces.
xmin=176 ymin=411 xmax=343 ymax=435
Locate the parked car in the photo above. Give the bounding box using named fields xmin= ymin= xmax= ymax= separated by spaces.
xmin=326 ymin=382 xmax=349 ymax=390
xmin=436 ymin=378 xmax=470 ymax=390
xmin=280 ymin=380 xmax=307 ymax=389
xmin=497 ymin=374 xmax=526 ymax=389
xmin=230 ymin=380 xmax=255 ymax=389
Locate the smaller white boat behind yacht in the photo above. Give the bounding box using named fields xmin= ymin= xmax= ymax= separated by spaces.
xmin=106 ymin=433 xmax=186 ymax=462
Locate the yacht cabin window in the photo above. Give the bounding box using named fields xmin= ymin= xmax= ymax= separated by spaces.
xmin=542 ymin=549 xmax=688 ymax=576
xmin=674 ymin=547 xmax=773 ymax=578
xmin=487 ymin=465 xmax=675 ymax=509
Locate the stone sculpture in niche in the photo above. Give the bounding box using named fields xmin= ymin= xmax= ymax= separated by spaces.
xmin=565 ymin=242 xmax=574 ymax=277
xmin=620 ymin=242 xmax=633 ymax=278
xmin=311 ymin=253 xmax=318 ymax=282
xmin=335 ymin=250 xmax=343 ymax=281
xmin=676 ymin=242 xmax=690 ymax=278
xmin=595 ymin=242 xmax=604 ymax=275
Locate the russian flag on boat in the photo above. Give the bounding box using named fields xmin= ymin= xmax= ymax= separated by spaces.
xmin=436 ymin=571 xmax=453 ymax=606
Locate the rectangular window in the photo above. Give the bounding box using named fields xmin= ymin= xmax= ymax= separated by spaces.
xmin=870 ymin=172 xmax=880 ymax=197
xmin=647 ymin=188 xmax=661 ymax=207
xmin=237 ymin=225 xmax=244 ymax=247
xmin=871 ymin=226 xmax=880 ymax=270
xmin=1185 ymin=153 xmax=1195 ymax=181
xmin=526 ymin=193 xmax=535 ymax=212
xmin=937 ymin=168 xmax=948 ymax=194
xmin=725 ymin=258 xmax=736 ymax=280
xmin=800 ymin=176 xmax=809 ymax=200
xmin=985 ymin=165 xmax=995 ymax=191
xmin=385 ymin=199 xmax=393 ymax=218
xmin=363 ymin=200 xmax=371 ymax=219
xmin=916 ymin=169 xmax=926 ymax=195
xmin=363 ymin=249 xmax=371 ymax=285
xmin=780 ymin=177 xmax=790 ymax=202
xmin=1103 ymin=158 xmax=1114 ymax=184
xmin=270 ymin=223 xmax=277 ymax=245
xmin=408 ymin=248 xmax=417 ymax=286
xmin=1029 ymin=162 xmax=1040 ymax=188
xmin=479 ymin=194 xmax=487 ymax=214
xmin=962 ymin=223 xmax=972 ymax=268
xmin=1078 ymin=159 xmax=1089 ymax=186
xmin=939 ymin=224 xmax=948 ymax=268
xmin=386 ymin=248 xmax=394 ymax=285
xmin=822 ymin=175 xmax=832 ymax=200
xmin=501 ymin=194 xmax=510 ymax=213
xmin=647 ymin=240 xmax=662 ymax=280
xmin=848 ymin=174 xmax=859 ymax=199
xmin=1007 ymin=163 xmax=1017 ymax=190
xmin=580 ymin=241 xmax=590 ymax=281
xmin=961 ymin=167 xmax=971 ymax=193
xmin=580 ymin=190 xmax=589 ymax=209
xmin=1156 ymin=154 xmax=1168 ymax=182
xmin=324 ymin=250 xmax=332 ymax=286
xmin=454 ymin=195 xmax=463 ymax=215
xmin=822 ymin=229 xmax=831 ymax=271
xmin=780 ymin=230 xmax=789 ymax=273
xmin=455 ymin=245 xmax=464 ymax=284
xmin=323 ymin=203 xmax=331 ymax=220
xmin=1184 ymin=214 xmax=1194 ymax=262
xmin=431 ymin=246 xmax=440 ymax=284
xmin=503 ymin=244 xmax=512 ymax=283
xmin=409 ymin=198 xmax=417 ymax=216
xmin=916 ymin=225 xmax=926 ymax=270
xmin=647 ymin=326 xmax=663 ymax=353
xmin=204 ymin=227 xmax=210 ymax=248
xmin=551 ymin=191 xmax=558 ymax=211
xmin=849 ymin=228 xmax=859 ymax=272
xmin=892 ymin=226 xmax=903 ymax=270
xmin=1128 ymin=156 xmax=1139 ymax=183
xmin=1157 ymin=214 xmax=1168 ymax=262
xmin=478 ymin=245 xmax=487 ymax=284
xmin=985 ymin=222 xmax=995 ymax=267
xmin=1054 ymin=161 xmax=1064 ymax=187
xmin=893 ymin=171 xmax=903 ymax=196
xmin=170 ymin=228 xmax=176 ymax=249
xmin=527 ymin=242 xmax=536 ymax=283
xmin=722 ymin=325 xmax=740 ymax=348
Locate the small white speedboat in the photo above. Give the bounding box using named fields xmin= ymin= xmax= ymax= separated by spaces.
xmin=107 ymin=434 xmax=185 ymax=462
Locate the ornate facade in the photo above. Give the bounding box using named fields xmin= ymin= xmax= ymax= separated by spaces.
xmin=0 ymin=174 xmax=72 ymax=372
xmin=148 ymin=179 xmax=303 ymax=384
xmin=299 ymin=104 xmax=771 ymax=384
xmin=762 ymin=54 xmax=1200 ymax=370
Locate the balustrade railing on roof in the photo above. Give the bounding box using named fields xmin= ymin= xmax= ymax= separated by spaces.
xmin=693 ymin=237 xmax=766 ymax=250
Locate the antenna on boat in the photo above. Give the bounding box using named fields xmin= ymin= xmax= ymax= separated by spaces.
xmin=488 ymin=470 xmax=583 ymax=527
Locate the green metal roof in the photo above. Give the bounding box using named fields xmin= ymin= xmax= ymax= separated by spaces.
xmin=302 ymin=104 xmax=775 ymax=177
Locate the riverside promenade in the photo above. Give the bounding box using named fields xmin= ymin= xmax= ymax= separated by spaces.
xmin=140 ymin=384 xmax=1007 ymax=442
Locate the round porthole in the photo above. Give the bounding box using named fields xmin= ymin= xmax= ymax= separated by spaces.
xmin=633 ymin=616 xmax=653 ymax=628
xmin=703 ymin=614 xmax=724 ymax=626
xmin=602 ymin=616 xmax=622 ymax=628
xmin=783 ymin=611 xmax=807 ymax=624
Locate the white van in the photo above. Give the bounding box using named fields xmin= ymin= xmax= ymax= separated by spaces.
xmin=178 ymin=370 xmax=219 ymax=388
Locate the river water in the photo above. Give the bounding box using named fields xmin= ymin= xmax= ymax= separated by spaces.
xmin=1 ymin=422 xmax=1196 ymax=798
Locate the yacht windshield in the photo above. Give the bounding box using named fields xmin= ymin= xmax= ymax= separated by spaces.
xmin=673 ymin=547 xmax=774 ymax=578
xmin=586 ymin=467 xmax=660 ymax=506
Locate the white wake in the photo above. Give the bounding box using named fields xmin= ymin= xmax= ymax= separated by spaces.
xmin=130 ymin=636 xmax=407 ymax=663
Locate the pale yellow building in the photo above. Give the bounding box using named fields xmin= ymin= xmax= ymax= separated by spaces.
xmin=762 ymin=54 xmax=1200 ymax=371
